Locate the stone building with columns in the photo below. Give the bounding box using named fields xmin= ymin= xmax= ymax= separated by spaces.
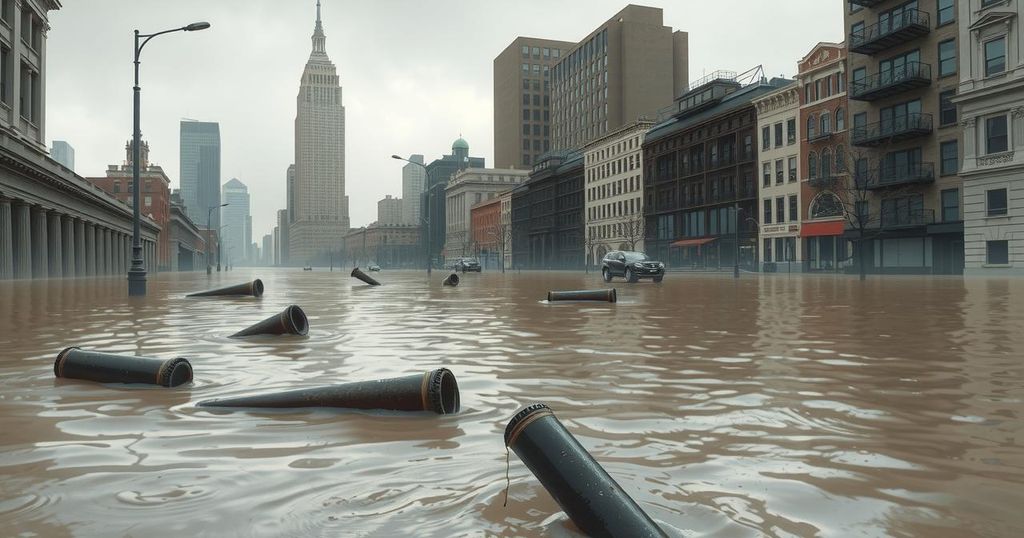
xmin=0 ymin=0 xmax=161 ymax=281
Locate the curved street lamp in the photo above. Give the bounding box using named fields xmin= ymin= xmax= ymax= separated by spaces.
xmin=391 ymin=154 xmax=432 ymax=275
xmin=128 ymin=21 xmax=210 ymax=296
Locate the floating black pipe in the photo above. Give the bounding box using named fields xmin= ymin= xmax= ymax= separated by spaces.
xmin=187 ymin=278 xmax=264 ymax=297
xmin=351 ymin=267 xmax=381 ymax=286
xmin=505 ymin=403 xmax=665 ymax=537
xmin=230 ymin=305 xmax=309 ymax=338
xmin=547 ymin=289 xmax=617 ymax=303
xmin=442 ymin=273 xmax=460 ymax=287
xmin=54 ymin=347 xmax=193 ymax=387
xmin=199 ymin=368 xmax=459 ymax=414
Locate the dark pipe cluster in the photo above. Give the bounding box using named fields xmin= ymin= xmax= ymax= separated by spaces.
xmin=351 ymin=267 xmax=381 ymax=286
xmin=547 ymin=289 xmax=617 ymax=303
xmin=54 ymin=347 xmax=193 ymax=387
xmin=187 ymin=279 xmax=264 ymax=297
xmin=505 ymin=403 xmax=666 ymax=537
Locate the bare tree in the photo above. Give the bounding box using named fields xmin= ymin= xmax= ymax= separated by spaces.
xmin=582 ymin=228 xmax=603 ymax=274
xmin=614 ymin=213 xmax=646 ymax=252
xmin=486 ymin=220 xmax=514 ymax=273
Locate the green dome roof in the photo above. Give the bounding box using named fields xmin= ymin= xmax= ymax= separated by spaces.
xmin=452 ymin=137 xmax=469 ymax=151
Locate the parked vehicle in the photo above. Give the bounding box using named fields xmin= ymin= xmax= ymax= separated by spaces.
xmin=368 ymin=264 xmax=381 ymax=272
xmin=453 ymin=258 xmax=482 ymax=272
xmin=602 ymin=251 xmax=665 ymax=283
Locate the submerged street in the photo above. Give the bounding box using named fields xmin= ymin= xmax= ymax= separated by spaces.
xmin=0 ymin=270 xmax=1021 ymax=536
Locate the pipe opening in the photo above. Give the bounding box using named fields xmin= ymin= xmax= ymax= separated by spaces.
xmin=252 ymin=279 xmax=265 ymax=297
xmin=427 ymin=368 xmax=461 ymax=414
xmin=161 ymin=358 xmax=194 ymax=387
xmin=287 ymin=305 xmax=309 ymax=335
xmin=504 ymin=403 xmax=551 ymax=446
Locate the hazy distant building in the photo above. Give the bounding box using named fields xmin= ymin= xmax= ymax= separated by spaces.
xmin=423 ymin=138 xmax=485 ymax=265
xmin=277 ymin=208 xmax=289 ymax=266
xmin=221 ymin=178 xmax=251 ymax=265
xmin=377 ymin=195 xmax=403 ymax=225
xmin=444 ymin=167 xmax=529 ymax=258
xmin=179 ymin=120 xmax=221 ymax=230
xmin=401 ymin=154 xmax=425 ymax=224
xmin=289 ymin=0 xmax=348 ymax=264
xmin=262 ymin=233 xmax=273 ymax=265
xmin=50 ymin=141 xmax=74 ymax=171
xmin=551 ymin=5 xmax=689 ymax=151
xmin=494 ymin=37 xmax=574 ymax=169
xmin=286 ymin=164 xmax=296 ymax=223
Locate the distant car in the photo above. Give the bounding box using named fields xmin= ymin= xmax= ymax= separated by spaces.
xmin=368 ymin=264 xmax=381 ymax=272
xmin=453 ymin=258 xmax=481 ymax=272
xmin=602 ymin=251 xmax=665 ymax=283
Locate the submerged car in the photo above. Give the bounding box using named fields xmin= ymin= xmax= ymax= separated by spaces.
xmin=453 ymin=258 xmax=481 ymax=272
xmin=368 ymin=264 xmax=381 ymax=272
xmin=602 ymin=251 xmax=665 ymax=283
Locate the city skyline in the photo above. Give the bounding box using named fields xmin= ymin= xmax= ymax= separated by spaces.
xmin=44 ymin=0 xmax=843 ymax=238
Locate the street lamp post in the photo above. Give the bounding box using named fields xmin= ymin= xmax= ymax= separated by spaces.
xmin=391 ymin=154 xmax=432 ymax=275
xmin=217 ymin=224 xmax=230 ymax=272
xmin=129 ymin=21 xmax=210 ymax=296
xmin=206 ymin=203 xmax=228 ymax=273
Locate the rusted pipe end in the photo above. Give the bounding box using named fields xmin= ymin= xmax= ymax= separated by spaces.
xmin=504 ymin=402 xmax=554 ymax=447
xmin=423 ymin=368 xmax=460 ymax=414
xmin=53 ymin=346 xmax=79 ymax=378
xmin=157 ymin=358 xmax=194 ymax=387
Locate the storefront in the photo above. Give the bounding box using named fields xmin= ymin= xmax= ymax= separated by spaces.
xmin=802 ymin=220 xmax=846 ymax=272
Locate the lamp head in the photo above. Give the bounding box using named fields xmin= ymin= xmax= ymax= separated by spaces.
xmin=185 ymin=22 xmax=211 ymax=31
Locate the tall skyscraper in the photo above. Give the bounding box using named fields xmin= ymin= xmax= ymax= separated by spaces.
xmin=180 ymin=120 xmax=222 ymax=230
xmin=377 ymin=195 xmax=403 ymax=225
xmin=221 ymin=178 xmax=251 ymax=265
xmin=401 ymin=154 xmax=425 ymax=225
xmin=286 ymin=164 xmax=296 ymax=223
xmin=494 ymin=37 xmax=574 ymax=169
xmin=50 ymin=141 xmax=75 ymax=171
xmin=290 ymin=0 xmax=348 ymax=264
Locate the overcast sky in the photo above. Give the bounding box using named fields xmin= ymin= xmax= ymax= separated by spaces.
xmin=46 ymin=0 xmax=842 ymax=240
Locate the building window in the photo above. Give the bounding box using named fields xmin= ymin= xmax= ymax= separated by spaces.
xmin=522 ymin=124 xmax=529 ymax=135
xmin=144 ymin=196 xmax=152 ymax=207
xmin=815 ymin=79 xmax=822 ymax=101
xmin=804 ymin=83 xmax=812 ymax=103
xmin=775 ymin=159 xmax=784 ymax=184
xmin=851 ymin=21 xmax=865 ymax=43
xmin=788 ymin=157 xmax=797 ymax=182
xmin=787 ymin=118 xmax=796 ymax=144
xmin=939 ymin=90 xmax=957 ymax=126
xmin=762 ymin=126 xmax=770 ymax=150
xmin=985 ymin=37 xmax=1006 ymax=77
xmin=743 ymin=135 xmax=753 ymax=159
xmin=807 ymin=115 xmax=816 ymax=139
xmin=774 ymin=123 xmax=783 ymax=148
xmin=764 ymin=238 xmax=772 ymax=262
xmin=821 ymin=114 xmax=831 ymax=135
xmin=808 ymin=152 xmax=818 ymax=180
xmin=113 ymin=181 xmax=121 ymax=193
xmin=941 ymin=188 xmax=959 ymax=222
xmin=940 ymin=140 xmax=958 ymax=176
xmin=986 ymin=116 xmax=1008 ymax=154
xmin=855 ymin=200 xmax=869 ymax=223
xmin=522 ymin=63 xmax=529 ymax=73
xmin=763 ymin=162 xmax=771 ymax=187
xmin=764 ymin=199 xmax=772 ymax=224
xmin=987 ymin=188 xmax=1008 ymax=216
xmin=937 ymin=0 xmax=954 ymax=25
xmin=0 ymin=45 xmax=8 ymax=104
xmin=987 ymin=241 xmax=1009 ymax=265
xmin=776 ymin=197 xmax=785 ymax=224
xmin=938 ymin=39 xmax=957 ymax=77
xmin=789 ymin=194 xmax=797 ymax=222
xmin=836 ymin=108 xmax=845 ymax=131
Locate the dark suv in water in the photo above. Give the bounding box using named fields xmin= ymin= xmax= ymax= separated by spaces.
xmin=602 ymin=251 xmax=665 ymax=283
xmin=453 ymin=258 xmax=481 ymax=272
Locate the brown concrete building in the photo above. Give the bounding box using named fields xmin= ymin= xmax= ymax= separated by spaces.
xmin=798 ymin=42 xmax=849 ymax=272
xmin=552 ymin=5 xmax=688 ymax=152
xmin=86 ymin=140 xmax=172 ymax=270
xmin=846 ymin=0 xmax=963 ymax=274
xmin=470 ymin=196 xmax=502 ymax=268
xmin=494 ymin=37 xmax=574 ymax=169
xmin=340 ymin=223 xmax=421 ymax=269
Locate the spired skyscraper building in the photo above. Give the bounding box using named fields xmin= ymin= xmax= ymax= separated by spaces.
xmin=179 ymin=120 xmax=222 ymax=230
xmin=289 ymin=0 xmax=348 ymax=264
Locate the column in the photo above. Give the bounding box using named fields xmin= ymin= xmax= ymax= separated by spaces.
xmin=47 ymin=212 xmax=62 ymax=278
xmin=103 ymin=229 xmax=111 ymax=275
xmin=113 ymin=232 xmax=121 ymax=275
xmin=95 ymin=226 xmax=105 ymax=275
xmin=61 ymin=216 xmax=74 ymax=277
xmin=31 ymin=206 xmax=48 ymax=279
xmin=12 ymin=201 xmax=30 ymax=278
xmin=0 ymin=197 xmax=12 ymax=279
xmin=85 ymin=223 xmax=96 ymax=276
xmin=74 ymin=218 xmax=85 ymax=276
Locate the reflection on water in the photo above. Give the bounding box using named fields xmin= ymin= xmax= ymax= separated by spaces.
xmin=1 ymin=269 xmax=1022 ymax=536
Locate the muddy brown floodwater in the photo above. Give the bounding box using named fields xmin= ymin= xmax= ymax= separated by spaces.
xmin=0 ymin=269 xmax=1022 ymax=537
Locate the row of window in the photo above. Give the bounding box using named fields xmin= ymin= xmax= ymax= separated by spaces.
xmin=760 ymin=119 xmax=798 ymax=150
xmin=587 ymin=136 xmax=643 ymax=164
xmin=521 ymin=93 xmax=550 ymax=107
xmin=808 ymin=147 xmax=847 ymax=181
xmin=0 ymin=46 xmax=41 ymax=123
xmin=587 ymin=176 xmax=641 ymax=203
xmin=521 ymin=138 xmax=551 ymax=153
xmin=804 ymin=71 xmax=846 ymax=104
xmin=762 ymin=157 xmax=799 ymax=187
xmin=552 ymin=28 xmax=608 ymax=83
xmin=521 ymin=123 xmax=550 ymax=137
xmin=520 ymin=45 xmax=562 ymax=60
xmin=807 ymin=109 xmax=846 ymax=139
xmin=1 ymin=1 xmax=44 ymax=53
xmin=588 ymin=197 xmax=642 ymax=223
xmin=763 ymin=195 xmax=799 ymax=225
xmin=653 ymin=207 xmax=740 ymax=240
xmin=521 ymin=63 xmax=550 ymax=78
xmin=522 ymin=108 xmax=551 ymax=122
xmin=763 ymin=237 xmax=798 ymax=263
xmin=587 ymin=155 xmax=639 ymax=183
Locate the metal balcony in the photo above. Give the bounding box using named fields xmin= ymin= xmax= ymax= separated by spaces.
xmin=882 ymin=208 xmax=935 ymax=227
xmin=850 ymin=62 xmax=932 ymax=101
xmin=868 ymin=162 xmax=935 ymax=190
xmin=851 ymin=113 xmax=932 ymax=147
xmin=850 ymin=9 xmax=931 ymax=55
xmin=849 ymin=0 xmax=889 ymax=7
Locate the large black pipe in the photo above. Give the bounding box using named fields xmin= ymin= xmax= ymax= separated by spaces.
xmin=442 ymin=273 xmax=460 ymax=287
xmin=351 ymin=267 xmax=381 ymax=286
xmin=547 ymin=289 xmax=617 ymax=303
xmin=199 ymin=368 xmax=459 ymax=414
xmin=187 ymin=279 xmax=264 ymax=298
xmin=505 ymin=403 xmax=666 ymax=538
xmin=54 ymin=347 xmax=193 ymax=387
xmin=230 ymin=305 xmax=309 ymax=338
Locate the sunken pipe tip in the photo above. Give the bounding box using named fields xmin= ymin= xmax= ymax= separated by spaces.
xmin=504 ymin=403 xmax=666 ymax=537
xmin=229 ymin=305 xmax=309 ymax=338
xmin=198 ymin=368 xmax=460 ymax=414
xmin=442 ymin=273 xmax=460 ymax=287
xmin=547 ymin=288 xmax=617 ymax=303
xmin=187 ymin=278 xmax=264 ymax=298
xmin=54 ymin=347 xmax=193 ymax=387
xmin=351 ymin=267 xmax=381 ymax=286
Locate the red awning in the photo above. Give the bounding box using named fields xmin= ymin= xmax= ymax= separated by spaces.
xmin=800 ymin=221 xmax=845 ymax=237
xmin=670 ymin=237 xmax=718 ymax=248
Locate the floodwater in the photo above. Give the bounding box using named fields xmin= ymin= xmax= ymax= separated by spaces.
xmin=0 ymin=268 xmax=1022 ymax=537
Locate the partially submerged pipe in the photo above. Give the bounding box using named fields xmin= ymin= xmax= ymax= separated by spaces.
xmin=54 ymin=347 xmax=193 ymax=387
xmin=504 ymin=403 xmax=666 ymax=537
xmin=187 ymin=278 xmax=264 ymax=298
xmin=351 ymin=267 xmax=381 ymax=286
xmin=547 ymin=289 xmax=617 ymax=303
xmin=230 ymin=305 xmax=309 ymax=338
xmin=442 ymin=273 xmax=460 ymax=287
xmin=199 ymin=368 xmax=460 ymax=414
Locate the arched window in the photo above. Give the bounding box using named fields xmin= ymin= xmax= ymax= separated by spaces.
xmin=835 ymin=145 xmax=846 ymax=172
xmin=807 ymin=115 xmax=817 ymax=139
xmin=821 ymin=113 xmax=831 ymax=135
xmin=808 ymin=151 xmax=818 ymax=179
xmin=836 ymin=108 xmax=845 ymax=131
xmin=810 ymin=192 xmax=843 ymax=218
xmin=821 ymin=148 xmax=832 ymax=178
